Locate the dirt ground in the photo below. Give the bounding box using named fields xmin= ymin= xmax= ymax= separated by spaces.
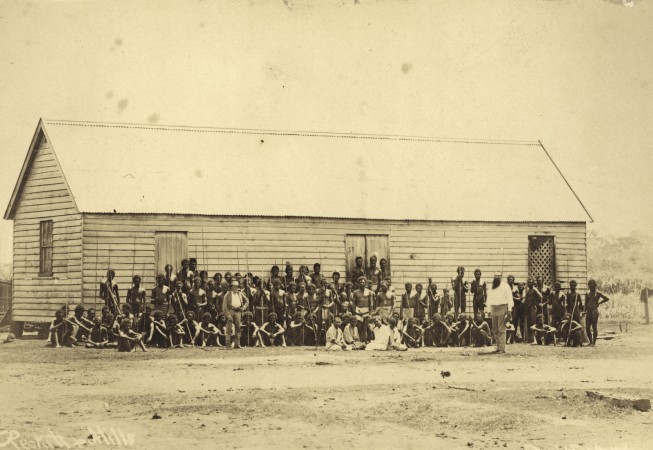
xmin=1 ymin=321 xmax=652 ymax=450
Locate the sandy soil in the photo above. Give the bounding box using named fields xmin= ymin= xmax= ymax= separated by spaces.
xmin=0 ymin=321 xmax=652 ymax=450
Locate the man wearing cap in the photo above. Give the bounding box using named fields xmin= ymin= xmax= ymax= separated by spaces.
xmin=224 ymin=280 xmax=249 ymax=349
xmin=485 ymin=272 xmax=512 ymax=354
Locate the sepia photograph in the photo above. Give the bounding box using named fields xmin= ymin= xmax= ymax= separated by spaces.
xmin=0 ymin=1 xmax=651 ymax=449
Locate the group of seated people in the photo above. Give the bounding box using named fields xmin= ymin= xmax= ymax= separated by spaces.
xmin=46 ymin=257 xmax=601 ymax=351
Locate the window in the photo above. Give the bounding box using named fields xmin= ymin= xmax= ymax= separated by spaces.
xmin=39 ymin=220 xmax=53 ymax=276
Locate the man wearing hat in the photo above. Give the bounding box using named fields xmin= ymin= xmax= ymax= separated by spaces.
xmin=224 ymin=280 xmax=249 ymax=348
xmin=485 ymin=272 xmax=512 ymax=354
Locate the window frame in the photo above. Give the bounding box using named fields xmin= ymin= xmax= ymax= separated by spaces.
xmin=39 ymin=220 xmax=53 ymax=277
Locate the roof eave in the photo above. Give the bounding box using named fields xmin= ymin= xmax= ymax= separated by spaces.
xmin=3 ymin=119 xmax=47 ymax=220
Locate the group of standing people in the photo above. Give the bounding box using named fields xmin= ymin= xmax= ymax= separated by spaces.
xmin=47 ymin=255 xmax=609 ymax=353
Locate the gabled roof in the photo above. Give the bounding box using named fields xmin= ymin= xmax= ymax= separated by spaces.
xmin=4 ymin=119 xmax=593 ymax=222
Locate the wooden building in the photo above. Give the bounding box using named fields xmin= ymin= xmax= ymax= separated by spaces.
xmin=4 ymin=119 xmax=593 ymax=327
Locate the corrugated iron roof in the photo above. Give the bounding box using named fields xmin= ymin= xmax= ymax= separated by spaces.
xmin=12 ymin=119 xmax=592 ymax=222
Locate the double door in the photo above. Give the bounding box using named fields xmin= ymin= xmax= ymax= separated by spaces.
xmin=345 ymin=234 xmax=390 ymax=283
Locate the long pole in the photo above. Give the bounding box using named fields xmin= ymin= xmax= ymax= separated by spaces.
xmin=94 ymin=235 xmax=99 ymax=313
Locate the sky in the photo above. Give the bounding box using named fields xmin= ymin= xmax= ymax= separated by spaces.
xmin=0 ymin=0 xmax=652 ymax=265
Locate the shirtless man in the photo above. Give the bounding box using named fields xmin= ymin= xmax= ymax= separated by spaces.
xmin=585 ymin=279 xmax=610 ymax=346
xmin=86 ymin=317 xmax=109 ymax=348
xmin=353 ymin=277 xmax=375 ymax=342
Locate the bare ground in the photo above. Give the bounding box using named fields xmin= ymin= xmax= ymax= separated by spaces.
xmin=1 ymin=321 xmax=652 ymax=450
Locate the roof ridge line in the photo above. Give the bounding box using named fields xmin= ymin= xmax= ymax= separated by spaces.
xmin=42 ymin=119 xmax=541 ymax=146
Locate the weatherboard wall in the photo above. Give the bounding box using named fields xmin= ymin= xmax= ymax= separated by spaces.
xmin=79 ymin=214 xmax=587 ymax=311
xmin=11 ymin=135 xmax=83 ymax=322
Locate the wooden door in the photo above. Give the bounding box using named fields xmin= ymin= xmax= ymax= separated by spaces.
xmin=365 ymin=235 xmax=390 ymax=278
xmin=155 ymin=232 xmax=188 ymax=277
xmin=345 ymin=234 xmax=390 ymax=282
xmin=345 ymin=235 xmax=366 ymax=282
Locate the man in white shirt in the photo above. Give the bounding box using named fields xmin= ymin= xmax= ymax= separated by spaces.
xmin=224 ymin=280 xmax=249 ymax=349
xmin=365 ymin=317 xmax=392 ymax=351
xmin=485 ymin=272 xmax=512 ymax=354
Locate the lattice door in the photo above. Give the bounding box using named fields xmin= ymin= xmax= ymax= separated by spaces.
xmin=528 ymin=236 xmax=556 ymax=285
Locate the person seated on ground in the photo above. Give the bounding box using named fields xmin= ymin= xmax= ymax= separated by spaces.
xmin=558 ymin=313 xmax=583 ymax=347
xmin=422 ymin=318 xmax=435 ymax=347
xmin=56 ymin=305 xmax=78 ymax=347
xmin=325 ymin=317 xmax=351 ymax=351
xmin=402 ymin=317 xmax=423 ymax=348
xmin=117 ymin=320 xmax=148 ymax=352
xmin=443 ymin=313 xmax=460 ymax=347
xmin=167 ymin=314 xmax=186 ymax=348
xmin=198 ymin=312 xmax=220 ymax=347
xmin=505 ymin=313 xmax=516 ymax=344
xmin=342 ymin=314 xmax=366 ymax=350
xmin=83 ymin=308 xmax=96 ymax=332
xmin=288 ymin=311 xmax=305 ymax=347
xmin=259 ymin=312 xmax=286 ymax=347
xmin=391 ymin=311 xmax=404 ymax=336
xmin=428 ymin=313 xmax=450 ymax=348
xmin=47 ymin=309 xmax=66 ymax=348
xmin=86 ymin=317 xmax=108 ymax=349
xmin=147 ymin=310 xmax=168 ymax=348
xmin=136 ymin=305 xmax=154 ymax=335
xmin=455 ymin=314 xmax=471 ymax=347
xmin=365 ymin=316 xmax=393 ymax=351
xmin=240 ymin=311 xmax=259 ymax=348
xmin=100 ymin=306 xmax=111 ymax=325
xmin=214 ymin=313 xmax=229 ymax=347
xmin=530 ymin=313 xmax=557 ymax=346
xmin=303 ymin=313 xmax=319 ymax=347
xmin=388 ymin=317 xmax=408 ymax=351
xmin=103 ymin=313 xmax=117 ymax=347
xmin=180 ymin=311 xmax=200 ymax=346
xmin=471 ymin=312 xmax=491 ymax=347
xmin=67 ymin=304 xmax=91 ymax=343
